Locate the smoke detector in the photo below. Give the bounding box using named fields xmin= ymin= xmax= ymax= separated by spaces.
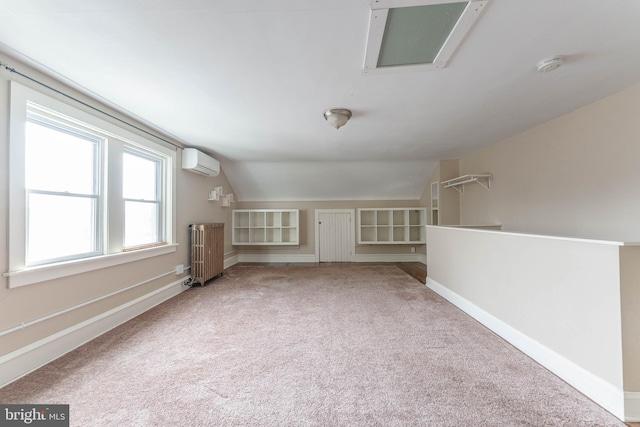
xmin=537 ymin=56 xmax=563 ymax=73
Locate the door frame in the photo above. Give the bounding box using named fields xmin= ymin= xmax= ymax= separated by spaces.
xmin=314 ymin=209 xmax=356 ymax=263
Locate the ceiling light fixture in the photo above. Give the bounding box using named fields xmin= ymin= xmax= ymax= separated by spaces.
xmin=323 ymin=108 xmax=352 ymax=129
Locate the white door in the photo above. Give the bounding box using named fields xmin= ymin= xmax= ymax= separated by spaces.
xmin=317 ymin=211 xmax=353 ymax=262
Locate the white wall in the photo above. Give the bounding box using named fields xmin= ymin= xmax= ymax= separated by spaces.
xmin=426 ymin=226 xmax=628 ymax=419
xmin=458 ymin=83 xmax=640 ymax=242
xmin=433 ymin=82 xmax=640 ymax=421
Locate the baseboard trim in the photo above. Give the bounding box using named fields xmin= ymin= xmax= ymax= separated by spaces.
xmin=626 ymin=392 xmax=640 ymax=421
xmin=425 ymin=277 xmax=626 ymax=421
xmin=236 ymin=253 xmax=427 ymax=264
xmin=0 ymin=277 xmax=189 ymax=389
xmin=237 ymin=254 xmax=316 ymax=263
xmin=352 ymin=253 xmax=427 ymax=263
xmin=224 ymin=253 xmax=239 ymax=269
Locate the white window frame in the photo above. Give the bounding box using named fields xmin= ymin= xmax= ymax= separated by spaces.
xmin=122 ymin=146 xmax=165 ymax=249
xmin=6 ymin=81 xmax=177 ymax=288
xmin=24 ymin=111 xmax=105 ymax=266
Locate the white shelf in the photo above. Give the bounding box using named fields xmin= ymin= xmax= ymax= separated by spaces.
xmin=232 ymin=209 xmax=299 ymax=245
xmin=357 ymin=208 xmax=426 ymax=244
xmin=441 ymin=174 xmax=492 ymax=194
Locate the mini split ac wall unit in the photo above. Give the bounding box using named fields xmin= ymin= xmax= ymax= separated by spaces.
xmin=182 ymin=148 xmax=220 ymax=177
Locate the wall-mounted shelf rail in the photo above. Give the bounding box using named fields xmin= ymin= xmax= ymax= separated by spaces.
xmin=442 ymin=174 xmax=492 ymax=194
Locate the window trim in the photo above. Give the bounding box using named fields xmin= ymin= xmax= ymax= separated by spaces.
xmin=3 ymin=244 xmax=178 ymax=288
xmin=7 ymin=81 xmax=177 ymax=288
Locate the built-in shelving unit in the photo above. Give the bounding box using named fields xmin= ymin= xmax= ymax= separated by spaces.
xmin=232 ymin=209 xmax=299 ymax=245
xmin=441 ymin=174 xmax=492 ymax=194
xmin=357 ymin=208 xmax=427 ymax=244
xmin=431 ymin=182 xmax=439 ymax=226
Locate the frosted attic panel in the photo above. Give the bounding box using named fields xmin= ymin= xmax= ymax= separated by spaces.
xmin=377 ymin=2 xmax=467 ymax=67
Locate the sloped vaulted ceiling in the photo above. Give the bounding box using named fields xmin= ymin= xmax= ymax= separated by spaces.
xmin=1 ymin=0 xmax=640 ymax=201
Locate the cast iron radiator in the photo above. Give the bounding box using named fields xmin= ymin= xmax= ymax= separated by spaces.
xmin=190 ymin=223 xmax=224 ymax=286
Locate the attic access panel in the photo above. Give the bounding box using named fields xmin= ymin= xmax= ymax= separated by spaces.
xmin=364 ymin=0 xmax=488 ymax=75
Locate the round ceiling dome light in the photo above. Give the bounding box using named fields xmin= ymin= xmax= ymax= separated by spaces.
xmin=323 ymin=108 xmax=352 ymax=129
xmin=537 ymin=56 xmax=563 ymax=73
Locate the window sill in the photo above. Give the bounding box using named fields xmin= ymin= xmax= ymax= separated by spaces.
xmin=4 ymin=244 xmax=178 ymax=289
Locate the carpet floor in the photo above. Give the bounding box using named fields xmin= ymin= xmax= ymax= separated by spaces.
xmin=0 ymin=264 xmax=624 ymax=426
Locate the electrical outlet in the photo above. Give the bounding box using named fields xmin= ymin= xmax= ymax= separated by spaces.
xmin=175 ymin=264 xmax=184 ymax=275
xmin=411 ymin=247 xmax=416 ymax=253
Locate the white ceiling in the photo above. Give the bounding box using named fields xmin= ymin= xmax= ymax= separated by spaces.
xmin=1 ymin=0 xmax=640 ymax=201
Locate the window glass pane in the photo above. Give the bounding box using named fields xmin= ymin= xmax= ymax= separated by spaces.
xmin=124 ymin=201 xmax=159 ymax=247
xmin=27 ymin=193 xmax=97 ymax=264
xmin=25 ymin=120 xmax=97 ymax=194
xmin=123 ymin=152 xmax=158 ymax=200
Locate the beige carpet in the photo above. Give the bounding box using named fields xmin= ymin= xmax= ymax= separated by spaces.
xmin=0 ymin=264 xmax=624 ymax=426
